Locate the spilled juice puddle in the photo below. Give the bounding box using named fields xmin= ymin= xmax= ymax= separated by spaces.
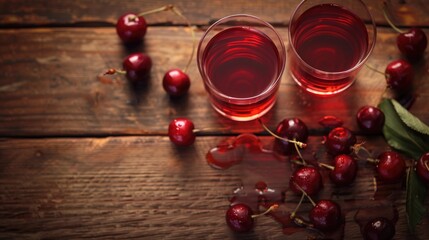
xmin=206 ymin=133 xmax=346 ymax=238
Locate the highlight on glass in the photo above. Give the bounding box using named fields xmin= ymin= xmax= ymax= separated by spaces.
xmin=197 ymin=14 xmax=286 ymax=121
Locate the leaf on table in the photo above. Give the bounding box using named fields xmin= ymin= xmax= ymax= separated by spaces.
xmin=378 ymin=98 xmax=429 ymax=159
xmin=391 ymin=99 xmax=429 ymax=135
xmin=406 ymin=167 xmax=427 ymax=233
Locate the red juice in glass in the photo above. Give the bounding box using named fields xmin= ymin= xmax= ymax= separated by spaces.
xmin=197 ymin=15 xmax=286 ymax=121
xmin=288 ymin=1 xmax=376 ymax=95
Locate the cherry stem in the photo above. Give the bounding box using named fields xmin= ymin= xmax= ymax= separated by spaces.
xmin=137 ymin=4 xmax=174 ymax=17
xmin=425 ymin=161 xmax=429 ymax=172
xmin=104 ymin=68 xmax=126 ymax=75
xmin=192 ymin=127 xmax=230 ymax=134
xmin=382 ymin=1 xmax=404 ymax=34
xmin=251 ymin=204 xmax=279 ymax=218
xmin=290 ymin=193 xmax=305 ymax=219
xmin=169 ymin=6 xmax=196 ymax=74
xmin=353 ymin=142 xmax=380 ymax=165
xmin=365 ymin=63 xmax=388 ymax=78
xmin=319 ymin=162 xmax=335 ymax=171
xmin=293 ymin=138 xmax=307 ymax=165
xmin=293 ymin=182 xmax=316 ymax=207
xmin=257 ymin=119 xmax=307 ymax=149
xmin=136 ymin=5 xmax=195 ymax=74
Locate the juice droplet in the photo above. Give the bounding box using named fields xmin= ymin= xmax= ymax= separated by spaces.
xmin=318 ymin=115 xmax=344 ymax=128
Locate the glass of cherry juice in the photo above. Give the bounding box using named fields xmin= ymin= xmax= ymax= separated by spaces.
xmin=197 ymin=14 xmax=286 ymax=121
xmin=288 ymin=0 xmax=376 ymax=95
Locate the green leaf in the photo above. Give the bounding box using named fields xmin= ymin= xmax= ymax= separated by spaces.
xmin=392 ymin=99 xmax=429 ymax=135
xmin=378 ymin=98 xmax=429 ymax=159
xmin=379 ymin=98 xmax=428 ymax=232
xmin=406 ymin=167 xmax=427 ymax=233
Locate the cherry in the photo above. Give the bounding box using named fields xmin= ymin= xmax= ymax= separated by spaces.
xmin=273 ymin=118 xmax=308 ymax=156
xmin=376 ymin=151 xmax=406 ymax=183
xmin=162 ymin=69 xmax=191 ymax=97
xmin=356 ymin=106 xmax=385 ymax=134
xmin=362 ymin=217 xmax=395 ymax=240
xmin=397 ymin=28 xmax=428 ymax=61
xmin=320 ymin=154 xmax=358 ymax=186
xmin=416 ymin=152 xmax=429 ymax=184
xmin=289 ymin=167 xmax=323 ymax=196
xmin=309 ymin=200 xmax=342 ymax=231
xmin=325 ymin=127 xmax=357 ymax=156
xmin=225 ymin=203 xmax=254 ymax=233
xmin=122 ymin=52 xmax=152 ymax=83
xmin=168 ymin=117 xmax=195 ymax=146
xmin=385 ymin=59 xmax=414 ymax=94
xmin=383 ymin=3 xmax=427 ymax=61
xmin=116 ymin=13 xmax=148 ymax=44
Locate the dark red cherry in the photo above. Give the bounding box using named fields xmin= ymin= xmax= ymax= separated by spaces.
xmin=329 ymin=154 xmax=358 ymax=186
xmin=416 ymin=152 xmax=429 ymax=184
xmin=385 ymin=59 xmax=413 ymax=94
xmin=325 ymin=127 xmax=356 ymax=156
xmin=363 ymin=217 xmax=395 ymax=240
xmin=289 ymin=167 xmax=323 ymax=196
xmin=162 ymin=69 xmax=191 ymax=97
xmin=309 ymin=200 xmax=342 ymax=231
xmin=225 ymin=203 xmax=254 ymax=233
xmin=376 ymin=151 xmax=406 ymax=183
xmin=397 ymin=28 xmax=427 ymax=61
xmin=356 ymin=106 xmax=385 ymax=134
xmin=122 ymin=52 xmax=152 ymax=83
xmin=273 ymin=118 xmax=308 ymax=156
xmin=168 ymin=118 xmax=195 ymax=146
xmin=116 ymin=13 xmax=147 ymax=44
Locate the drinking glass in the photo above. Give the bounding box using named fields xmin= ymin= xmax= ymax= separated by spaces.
xmin=288 ymin=0 xmax=376 ymax=95
xmin=197 ymin=14 xmax=286 ymax=121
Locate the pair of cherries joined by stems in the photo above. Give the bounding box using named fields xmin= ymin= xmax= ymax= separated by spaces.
xmin=365 ymin=4 xmax=427 ymax=98
xmin=106 ymin=5 xmax=194 ymax=97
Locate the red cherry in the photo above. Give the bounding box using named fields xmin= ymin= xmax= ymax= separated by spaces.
xmin=122 ymin=52 xmax=152 ymax=83
xmin=289 ymin=167 xmax=323 ymax=196
xmin=397 ymin=28 xmax=427 ymax=61
xmin=356 ymin=106 xmax=385 ymax=134
xmin=309 ymin=200 xmax=342 ymax=231
xmin=168 ymin=118 xmax=195 ymax=146
xmin=329 ymin=154 xmax=358 ymax=186
xmin=225 ymin=203 xmax=254 ymax=233
xmin=162 ymin=69 xmax=191 ymax=97
xmin=385 ymin=59 xmax=413 ymax=94
xmin=376 ymin=151 xmax=406 ymax=183
xmin=325 ymin=127 xmax=357 ymax=156
xmin=363 ymin=217 xmax=395 ymax=240
xmin=416 ymin=152 xmax=429 ymax=184
xmin=273 ymin=118 xmax=308 ymax=156
xmin=116 ymin=13 xmax=147 ymax=44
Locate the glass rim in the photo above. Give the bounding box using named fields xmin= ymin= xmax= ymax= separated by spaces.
xmin=287 ymin=0 xmax=377 ymax=76
xmin=197 ymin=14 xmax=286 ymax=103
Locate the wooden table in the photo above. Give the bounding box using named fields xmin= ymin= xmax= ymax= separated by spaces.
xmin=0 ymin=1 xmax=428 ymax=239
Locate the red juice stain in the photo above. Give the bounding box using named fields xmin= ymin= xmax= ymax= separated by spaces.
xmin=318 ymin=115 xmax=344 ymax=128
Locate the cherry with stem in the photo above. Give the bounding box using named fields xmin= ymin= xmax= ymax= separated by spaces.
xmin=258 ymin=119 xmax=307 ymax=164
xmin=382 ymin=1 xmax=427 ymax=61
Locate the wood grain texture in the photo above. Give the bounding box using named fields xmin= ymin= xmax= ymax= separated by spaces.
xmin=0 ymin=27 xmax=428 ymax=137
xmin=0 ymin=0 xmax=428 ymax=27
xmin=0 ymin=136 xmax=428 ymax=239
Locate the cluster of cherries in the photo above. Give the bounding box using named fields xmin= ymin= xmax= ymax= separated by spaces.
xmin=106 ymin=5 xmax=193 ymax=97
xmin=167 ymin=104 xmax=429 ymax=239
xmin=378 ymin=4 xmax=427 ymax=101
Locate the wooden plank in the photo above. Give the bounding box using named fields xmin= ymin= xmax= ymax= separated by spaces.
xmin=0 ymin=0 xmax=428 ymax=27
xmin=0 ymin=136 xmax=428 ymax=239
xmin=0 ymin=27 xmax=428 ymax=137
